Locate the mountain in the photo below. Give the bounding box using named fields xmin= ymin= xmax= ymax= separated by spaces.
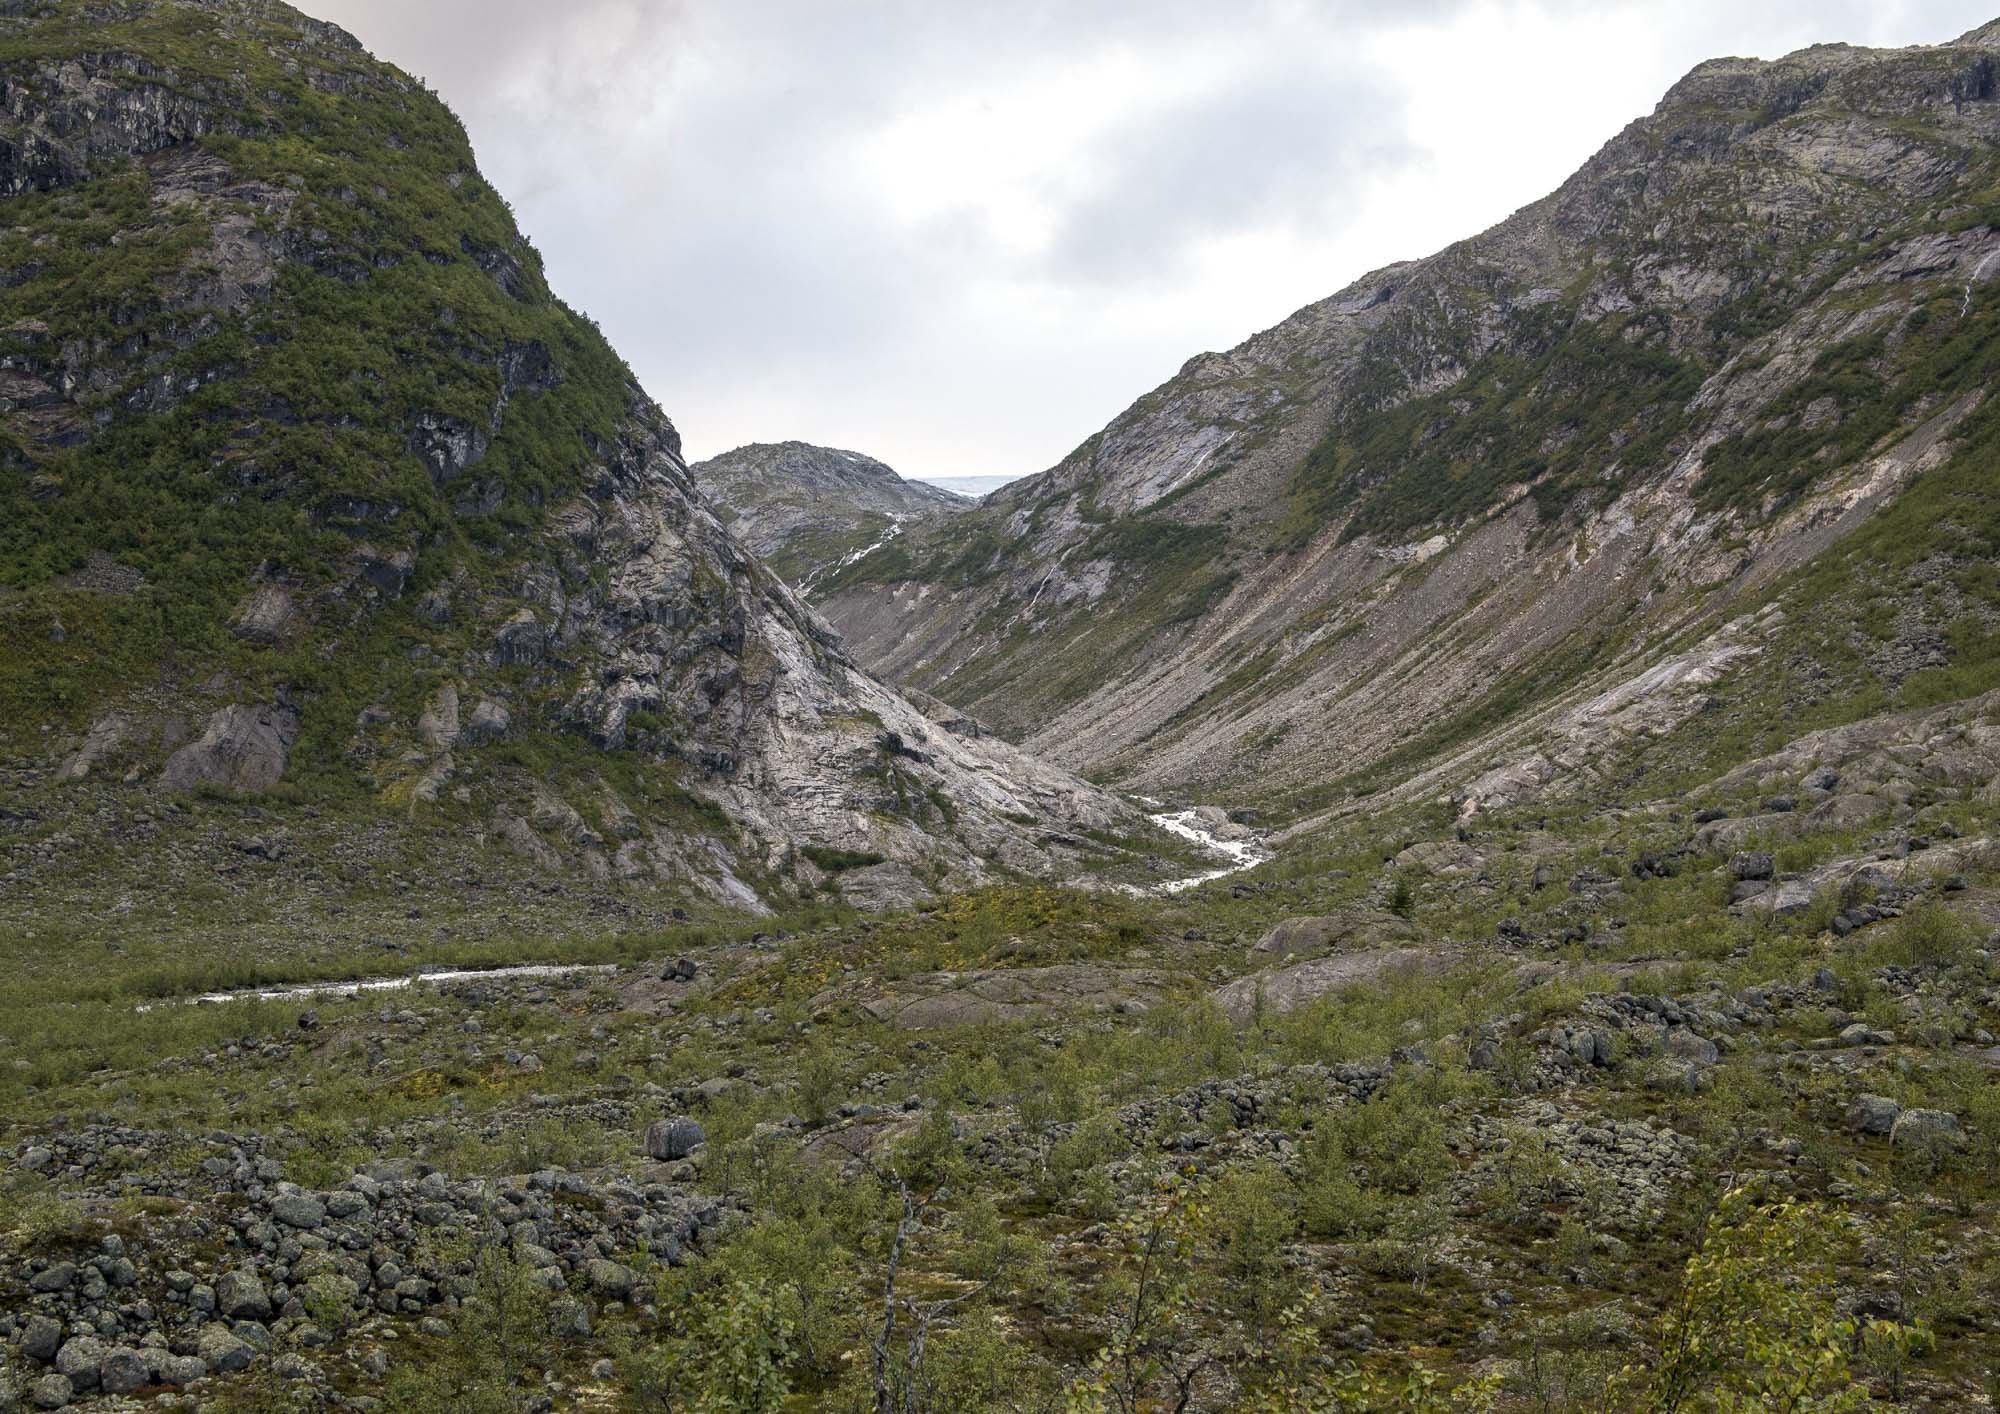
xmin=914 ymin=473 xmax=1023 ymax=498
xmin=0 ymin=0 xmax=1144 ymax=915
xmin=820 ymin=24 xmax=2000 ymax=830
xmin=6 ymin=11 xmax=2000 ymax=1414
xmin=691 ymin=441 xmax=968 ymax=593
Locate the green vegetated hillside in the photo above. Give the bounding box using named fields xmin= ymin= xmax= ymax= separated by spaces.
xmin=2 ymin=6 xmax=2000 ymax=1414
xmin=0 ymin=0 xmax=1162 ymax=918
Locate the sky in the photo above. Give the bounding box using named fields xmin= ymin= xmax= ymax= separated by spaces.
xmin=305 ymin=0 xmax=1997 ymax=481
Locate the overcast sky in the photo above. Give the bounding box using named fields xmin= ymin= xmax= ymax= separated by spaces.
xmin=306 ymin=0 xmax=1995 ymax=479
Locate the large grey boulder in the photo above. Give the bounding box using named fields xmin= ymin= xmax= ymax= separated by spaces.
xmin=1249 ymin=909 xmax=1420 ymax=961
xmin=644 ymin=1118 xmax=705 ymax=1162
xmin=216 ymin=1268 xmax=272 ymax=1321
xmin=465 ymin=699 xmax=512 ymax=743
xmin=1890 ymin=1108 xmax=1962 ymax=1150
xmin=1728 ymin=851 xmax=1774 ymax=882
xmin=20 ymin=1314 xmax=61 ymax=1363
xmin=97 ymin=1348 xmax=149 ymax=1396
xmin=583 ymin=1258 xmax=640 ymax=1298
xmin=159 ymin=703 xmax=300 ymax=793
xmin=1845 ymin=1094 xmax=1902 ymax=1135
xmin=197 ymin=1325 xmax=255 ymax=1374
xmin=271 ymin=1192 xmax=326 ymax=1230
xmin=1213 ymin=948 xmax=1442 ymax=1025
xmin=1664 ymin=1030 xmax=1719 ymax=1066
xmin=52 ymin=1338 xmax=103 ymax=1391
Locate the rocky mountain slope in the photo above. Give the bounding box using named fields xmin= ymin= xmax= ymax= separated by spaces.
xmin=2 ymin=9 xmax=2000 ymax=1414
xmin=821 ymin=21 xmax=2000 ymax=831
xmin=0 ymin=0 xmax=1149 ymax=914
xmin=690 ymin=441 xmax=968 ymax=593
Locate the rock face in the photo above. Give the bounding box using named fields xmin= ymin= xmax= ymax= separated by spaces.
xmin=1213 ymin=948 xmax=1442 ymax=1025
xmin=691 ymin=441 xmax=970 ymax=592
xmin=816 ymin=22 xmax=2000 ymax=822
xmin=158 ymin=704 xmax=301 ymax=794
xmin=0 ymin=0 xmax=1132 ymax=904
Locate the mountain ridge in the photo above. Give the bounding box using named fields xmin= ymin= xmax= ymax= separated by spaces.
xmin=816 ymin=22 xmax=2000 ymax=830
xmin=0 ymin=0 xmax=1151 ymax=915
xmin=690 ymin=440 xmax=968 ymax=593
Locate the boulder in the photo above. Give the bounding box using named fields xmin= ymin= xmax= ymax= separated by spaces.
xmin=1728 ymin=851 xmax=1774 ymax=882
xmin=465 ymin=699 xmax=512 ymax=742
xmin=583 ymin=1258 xmax=639 ymax=1298
xmin=271 ymin=1192 xmax=326 ymax=1229
xmin=217 ymin=1268 xmax=273 ymax=1321
xmin=52 ymin=1338 xmax=103 ymax=1391
xmin=21 ymin=1314 xmax=62 ymax=1363
xmin=1664 ymin=1030 xmax=1719 ymax=1065
xmin=1249 ymin=909 xmax=1420 ymax=961
xmin=28 ymin=1262 xmax=75 ymax=1293
xmin=1889 ymin=1108 xmax=1962 ymax=1150
xmin=197 ymin=1324 xmax=255 ymax=1374
xmin=1844 ymin=1094 xmax=1901 ymax=1135
xmin=97 ymin=1348 xmax=149 ymax=1396
xmin=644 ymin=1118 xmax=705 ymax=1162
xmin=160 ymin=702 xmax=300 ymax=794
xmin=28 ymin=1374 xmax=71 ymax=1411
xmin=1213 ymin=948 xmax=1442 ymax=1025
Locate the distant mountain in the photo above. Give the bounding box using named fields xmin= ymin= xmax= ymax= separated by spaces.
xmin=0 ymin=0 xmax=1140 ymax=913
xmin=913 ymin=474 xmax=1025 ymax=499
xmin=692 ymin=441 xmax=971 ymax=593
xmin=818 ymin=22 xmax=2000 ymax=829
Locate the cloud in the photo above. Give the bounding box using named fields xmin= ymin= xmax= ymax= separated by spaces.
xmin=301 ymin=0 xmax=2000 ymax=478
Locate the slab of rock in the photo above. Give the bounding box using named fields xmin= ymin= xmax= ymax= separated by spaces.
xmin=56 ymin=715 xmax=128 ymax=781
xmin=160 ymin=703 xmax=300 ymax=793
xmin=1250 ymin=909 xmax=1419 ymax=961
xmin=232 ymin=583 xmax=295 ymax=644
xmin=1213 ymin=948 xmax=1442 ymax=1025
xmin=1393 ymin=841 xmax=1483 ymax=876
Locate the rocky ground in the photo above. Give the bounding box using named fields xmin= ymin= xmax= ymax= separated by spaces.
xmin=3 ymin=690 xmax=1998 ymax=1411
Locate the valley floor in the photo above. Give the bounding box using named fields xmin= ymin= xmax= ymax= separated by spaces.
xmin=3 ymin=705 xmax=2000 ymax=1413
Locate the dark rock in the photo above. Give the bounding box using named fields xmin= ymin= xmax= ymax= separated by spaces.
xmin=644 ymin=1118 xmax=705 ymax=1161
xmin=1845 ymin=1094 xmax=1901 ymax=1135
xmin=1728 ymin=851 xmax=1774 ymax=882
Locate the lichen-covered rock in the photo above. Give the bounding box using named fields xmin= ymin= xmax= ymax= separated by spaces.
xmin=159 ymin=703 xmax=300 ymax=794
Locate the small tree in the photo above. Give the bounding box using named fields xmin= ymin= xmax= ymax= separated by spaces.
xmin=1613 ymin=1182 xmax=1910 ymax=1413
xmin=1064 ymin=1182 xmax=1215 ymax=1414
